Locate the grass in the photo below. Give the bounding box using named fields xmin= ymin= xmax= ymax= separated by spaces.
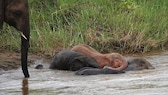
xmin=0 ymin=0 xmax=168 ymax=55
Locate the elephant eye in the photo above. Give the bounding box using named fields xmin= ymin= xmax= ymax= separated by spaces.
xmin=13 ymin=10 xmax=22 ymax=18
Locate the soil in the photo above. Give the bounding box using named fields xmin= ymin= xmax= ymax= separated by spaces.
xmin=0 ymin=52 xmax=51 ymax=71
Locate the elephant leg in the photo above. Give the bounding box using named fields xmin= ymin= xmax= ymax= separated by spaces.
xmin=75 ymin=66 xmax=125 ymax=75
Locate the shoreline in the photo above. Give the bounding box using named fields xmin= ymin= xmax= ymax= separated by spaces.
xmin=0 ymin=52 xmax=51 ymax=71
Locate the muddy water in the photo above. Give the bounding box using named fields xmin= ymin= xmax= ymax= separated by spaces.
xmin=0 ymin=51 xmax=168 ymax=95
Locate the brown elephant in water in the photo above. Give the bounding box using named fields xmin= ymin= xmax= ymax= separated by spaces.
xmin=71 ymin=44 xmax=155 ymax=74
xmin=74 ymin=57 xmax=155 ymax=75
xmin=71 ymin=44 xmax=128 ymax=71
xmin=0 ymin=0 xmax=30 ymax=78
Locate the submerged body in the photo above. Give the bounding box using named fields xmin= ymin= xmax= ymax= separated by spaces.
xmin=49 ymin=50 xmax=125 ymax=75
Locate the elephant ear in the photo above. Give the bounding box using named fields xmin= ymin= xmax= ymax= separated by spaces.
xmin=0 ymin=0 xmax=5 ymax=29
xmin=69 ymin=57 xmax=85 ymax=71
xmin=73 ymin=56 xmax=86 ymax=62
xmin=70 ymin=56 xmax=97 ymax=71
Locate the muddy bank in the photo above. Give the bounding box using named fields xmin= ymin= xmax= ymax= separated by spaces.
xmin=0 ymin=51 xmax=160 ymax=71
xmin=0 ymin=52 xmax=51 ymax=71
xmin=0 ymin=53 xmax=22 ymax=70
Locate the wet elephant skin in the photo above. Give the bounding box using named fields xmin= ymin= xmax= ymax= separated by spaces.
xmin=0 ymin=0 xmax=30 ymax=78
xmin=49 ymin=50 xmax=99 ymax=71
xmin=49 ymin=50 xmax=125 ymax=75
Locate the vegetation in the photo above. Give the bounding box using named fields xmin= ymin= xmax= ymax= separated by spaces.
xmin=0 ymin=0 xmax=168 ymax=55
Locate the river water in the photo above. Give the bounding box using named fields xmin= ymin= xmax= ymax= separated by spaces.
xmin=0 ymin=51 xmax=168 ymax=95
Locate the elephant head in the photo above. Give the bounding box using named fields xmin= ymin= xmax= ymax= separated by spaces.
xmin=0 ymin=0 xmax=30 ymax=78
xmin=125 ymin=57 xmax=155 ymax=71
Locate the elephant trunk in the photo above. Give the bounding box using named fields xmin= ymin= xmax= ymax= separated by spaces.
xmin=18 ymin=0 xmax=30 ymax=78
xmin=20 ymin=12 xmax=30 ymax=78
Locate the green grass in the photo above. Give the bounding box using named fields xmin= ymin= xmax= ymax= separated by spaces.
xmin=1 ymin=0 xmax=168 ymax=55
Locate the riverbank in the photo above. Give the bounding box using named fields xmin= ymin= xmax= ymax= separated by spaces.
xmin=0 ymin=51 xmax=168 ymax=95
xmin=0 ymin=52 xmax=51 ymax=71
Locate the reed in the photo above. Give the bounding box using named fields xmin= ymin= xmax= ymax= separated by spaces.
xmin=0 ymin=0 xmax=168 ymax=55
